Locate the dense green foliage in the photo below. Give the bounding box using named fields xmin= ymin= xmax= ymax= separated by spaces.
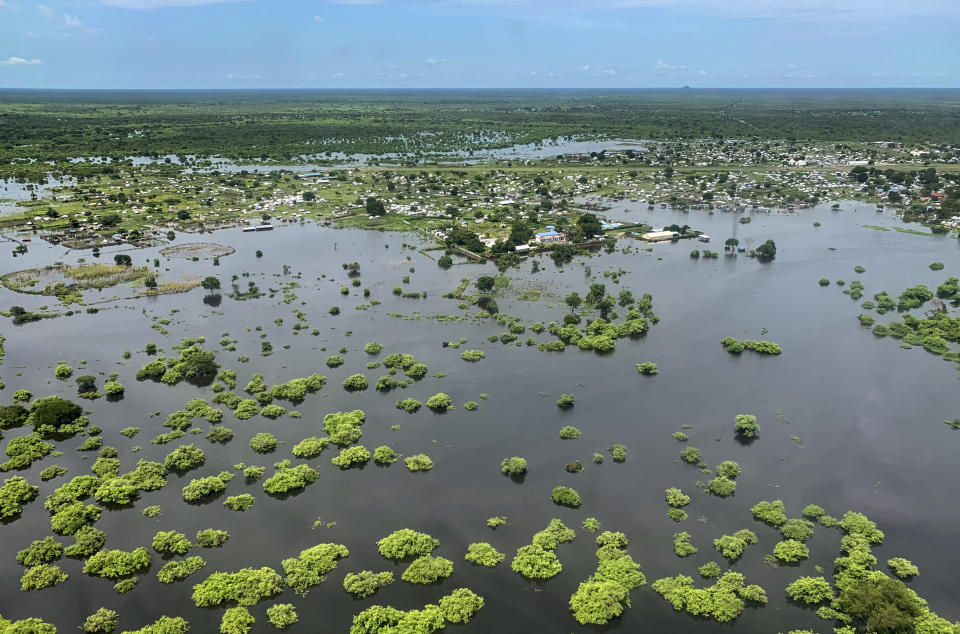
xmin=157 ymin=556 xmax=207 ymax=583
xmin=377 ymin=529 xmax=439 ymax=559
xmin=192 ymin=567 xmax=285 ymax=607
xmin=465 ymin=542 xmax=505 ymax=567
xmin=83 ymin=547 xmax=151 ymax=579
xmin=652 ymin=572 xmax=767 ymax=622
xmin=551 ymin=486 xmax=582 ymax=507
xmin=343 ymin=571 xmax=394 ymax=598
xmin=401 ymin=555 xmax=454 ymax=584
xmin=282 ymin=543 xmax=350 ymax=595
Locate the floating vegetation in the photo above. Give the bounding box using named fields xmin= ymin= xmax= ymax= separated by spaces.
xmin=652 ymin=572 xmax=767 ymax=622
xmin=721 ymin=337 xmax=782 ymax=355
xmin=569 ymin=530 xmax=646 ymax=624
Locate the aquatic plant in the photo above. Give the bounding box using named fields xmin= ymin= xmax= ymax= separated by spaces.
xmin=608 ymin=444 xmax=628 ymax=462
xmin=500 ymin=456 xmax=527 ymax=476
xmin=460 ymin=349 xmax=485 ymax=362
xmin=404 ymin=454 xmax=433 ymax=471
xmin=263 ymin=464 xmax=318 ymax=495
xmin=331 ymin=445 xmax=371 ymax=469
xmin=665 ymin=487 xmax=691 ymax=508
xmin=401 ymin=555 xmax=454 ymax=584
xmin=342 ymin=374 xmax=369 ymax=391
xmin=887 ymin=557 xmax=919 ymax=578
xmin=751 ymin=500 xmax=788 ymax=527
xmin=557 ymin=393 xmax=575 ymax=408
xmin=282 ymin=543 xmax=350 ymax=595
xmin=551 ymin=486 xmax=581 ymax=507
xmin=224 ymin=494 xmax=255 ymax=511
xmin=192 ymin=567 xmax=285 ymax=607
xmin=559 ymin=425 xmax=581 ymax=439
xmin=152 ymin=530 xmax=192 ymax=555
xmin=157 ymin=556 xmax=206 ymax=583
xmin=82 ymin=608 xmax=119 ymax=633
xmin=636 ymin=362 xmax=658 ymax=375
xmin=652 ymin=572 xmax=766 ymax=622
xmin=734 ymin=414 xmax=760 ymax=438
xmin=426 ymin=393 xmax=452 ymax=411
xmin=713 ymin=529 xmax=759 ymax=560
xmin=785 ymin=576 xmax=833 ymax=604
xmin=465 ymin=543 xmax=504 ymax=567
xmin=250 ymin=433 xmax=279 ymax=453
xmin=343 ymin=571 xmax=394 ymax=598
xmin=378 ymin=530 xmax=439 ymax=559
xmin=196 ymin=529 xmax=230 ymax=548
xmin=83 ymin=547 xmax=151 ymax=579
xmin=674 ymin=532 xmax=698 ymax=557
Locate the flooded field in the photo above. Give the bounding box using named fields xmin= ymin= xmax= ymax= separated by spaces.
xmin=0 ymin=201 xmax=957 ymax=632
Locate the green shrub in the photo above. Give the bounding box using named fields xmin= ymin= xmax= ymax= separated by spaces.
xmin=608 ymin=444 xmax=628 ymax=462
xmin=461 ymin=349 xmax=485 ymax=362
xmin=674 ymin=532 xmax=698 ymax=557
xmin=224 ymin=494 xmax=255 ymax=511
xmin=500 ymin=456 xmax=527 ymax=476
xmin=465 ymin=543 xmax=505 ymax=567
xmin=751 ymin=500 xmax=787 ymax=526
xmin=665 ymin=487 xmax=691 ymax=508
xmin=83 ymin=547 xmax=151 ymax=579
xmin=157 ymin=556 xmax=206 ymax=583
xmin=281 ymin=543 xmax=349 ymax=595
xmin=785 ymin=576 xmax=833 ymax=604
xmin=551 ymin=486 xmax=581 ymax=507
xmin=887 ymin=557 xmax=919 ymax=578
xmin=152 ymin=530 xmax=192 ymax=555
xmin=559 ymin=425 xmax=581 ymax=439
xmin=772 ymin=539 xmax=809 ymax=562
xmin=262 ymin=464 xmax=318 ymax=495
xmin=196 ymin=529 xmax=229 ymax=548
xmin=343 ymin=571 xmax=394 ymax=598
xmin=426 ymin=393 xmax=452 ymax=411
xmin=342 ymin=374 xmax=369 ymax=391
xmin=377 ymin=529 xmax=439 ymax=559
xmin=266 ymin=604 xmax=299 ymax=629
xmin=511 ymin=545 xmax=562 ymax=580
xmin=82 ymin=608 xmax=119 ymax=633
xmin=331 ymin=445 xmax=371 ymax=469
xmin=192 ymin=567 xmax=284 ymax=606
xmin=373 ymin=445 xmax=398 ymax=465
xmin=250 ymin=433 xmax=279 ymax=453
xmin=404 ymin=454 xmax=433 ymax=471
xmin=439 ymin=588 xmax=485 ymax=624
xmin=220 ymin=607 xmax=255 ymax=634
xmin=292 ymin=437 xmax=329 ymax=459
xmin=395 ymin=398 xmax=421 ymax=412
xmin=557 ymin=393 xmax=575 ymax=408
xmin=636 ymin=362 xmax=658 ymax=375
xmin=401 ymin=555 xmax=454 ymax=584
xmin=713 ymin=529 xmax=758 ymax=560
xmin=734 ymin=414 xmax=760 ymax=438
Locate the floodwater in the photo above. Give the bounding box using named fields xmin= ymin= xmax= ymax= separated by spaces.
xmin=0 ymin=201 xmax=958 ymax=633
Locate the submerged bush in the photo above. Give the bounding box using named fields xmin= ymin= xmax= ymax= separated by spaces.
xmin=500 ymin=457 xmax=527 ymax=476
xmin=713 ymin=530 xmax=759 ymax=561
xmin=281 ymin=543 xmax=350 ymax=595
xmin=734 ymin=414 xmax=760 ymax=438
xmin=404 ymin=454 xmax=433 ymax=472
xmin=465 ymin=543 xmax=505 ymax=567
xmin=636 ymin=362 xmax=658 ymax=375
xmin=785 ymin=576 xmax=833 ymax=604
xmin=266 ymin=604 xmax=299 ymax=629
xmin=401 ymin=555 xmax=454 ymax=584
xmin=559 ymin=425 xmax=581 ymax=439
xmin=557 ymin=393 xmax=575 ymax=408
xmin=342 ymin=374 xmax=369 ymax=391
xmin=343 ymin=571 xmax=394 ymax=598
xmin=551 ymin=486 xmax=581 ymax=507
xmin=665 ymin=487 xmax=691 ymax=508
xmin=192 ymin=567 xmax=284 ymax=607
xmin=461 ymin=350 xmax=485 ymax=362
xmin=512 ymin=545 xmax=562 ymax=580
xmin=263 ymin=464 xmax=318 ymax=495
xmin=377 ymin=529 xmax=439 ymax=560
xmin=426 ymin=393 xmax=452 ymax=411
xmin=331 ymin=445 xmax=371 ymax=469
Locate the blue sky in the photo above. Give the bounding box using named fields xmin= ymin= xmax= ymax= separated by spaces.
xmin=0 ymin=0 xmax=957 ymax=88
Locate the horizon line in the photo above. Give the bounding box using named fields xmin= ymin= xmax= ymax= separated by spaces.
xmin=1 ymin=86 xmax=959 ymax=92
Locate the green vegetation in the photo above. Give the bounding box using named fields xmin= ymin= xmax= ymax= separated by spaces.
xmin=559 ymin=425 xmax=581 ymax=439
xmin=551 ymin=485 xmax=582 ymax=507
xmin=734 ymin=414 xmax=761 ymax=438
xmin=263 ymin=463 xmax=318 ymax=495
xmin=404 ymin=454 xmax=433 ymax=471
xmin=486 ymin=516 xmax=507 ymax=529
xmin=699 ymin=562 xmax=722 ymax=578
xmin=888 ymin=557 xmax=919 ymax=578
xmin=395 ymin=398 xmax=421 ymax=413
xmin=636 ymin=362 xmax=658 ymax=375
xmin=224 ymin=494 xmax=255 ymax=511
xmin=182 ymin=471 xmax=233 ymax=501
xmin=652 ymin=572 xmax=767 ymax=622
xmin=751 ymin=499 xmax=788 ymax=526
xmin=192 ymin=567 xmax=285 ymax=606
xmin=342 ymin=374 xmax=369 ymax=391
xmin=343 ymin=571 xmax=394 ymax=598
xmin=426 ymin=392 xmax=453 ymax=411
xmin=713 ymin=529 xmax=759 ymax=561
xmin=152 ymin=530 xmax=192 ymax=555
xmin=465 ymin=542 xmax=505 ymax=567
xmin=83 ymin=547 xmax=151 ymax=579
xmin=220 ymin=606 xmax=255 ymax=634
xmin=721 ymin=337 xmax=782 ymax=355
xmin=331 ymin=445 xmax=371 ymax=469
xmin=608 ymin=444 xmax=628 ymax=462
xmin=785 ymin=576 xmax=833 ymax=604
xmin=83 ymin=608 xmax=119 ymax=633
xmin=196 ymin=529 xmax=230 ymax=548
xmin=292 ymin=436 xmax=329 ymax=459
xmin=282 ymin=543 xmax=350 ymax=595
xmin=461 ymin=349 xmax=485 ymax=362
xmin=674 ymin=532 xmax=698 ymax=557
xmin=401 ymin=554 xmax=454 ymax=584
xmin=772 ymin=539 xmax=810 ymax=562
xmin=500 ymin=456 xmax=527 ymax=476
xmin=157 ymin=556 xmax=206 ymax=583
xmin=666 ymin=487 xmax=691 ymax=507
xmin=266 ymin=604 xmax=299 ymax=629
xmin=378 ymin=529 xmax=439 ymax=560
xmin=557 ymin=393 xmax=575 ymax=408
xmin=21 ymin=563 xmax=69 ymax=591
xmin=373 ymin=445 xmax=399 ymax=465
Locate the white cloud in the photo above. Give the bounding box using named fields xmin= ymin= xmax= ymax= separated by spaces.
xmin=0 ymin=56 xmax=43 ymax=66
xmin=0 ymin=1 xmax=8 ymax=8
xmin=100 ymin=0 xmax=250 ymax=8
xmin=424 ymin=57 xmax=447 ymax=65
xmin=653 ymin=59 xmax=685 ymax=71
xmin=63 ymin=13 xmax=92 ymax=30
xmin=313 ymin=15 xmax=325 ymax=21
xmin=37 ymin=4 xmax=56 ymax=17
xmin=697 ymin=69 xmax=707 ymax=76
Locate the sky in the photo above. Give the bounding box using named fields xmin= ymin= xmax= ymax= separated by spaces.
xmin=0 ymin=0 xmax=958 ymax=89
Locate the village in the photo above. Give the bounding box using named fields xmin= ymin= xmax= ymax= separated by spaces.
xmin=1 ymin=137 xmax=958 ymax=254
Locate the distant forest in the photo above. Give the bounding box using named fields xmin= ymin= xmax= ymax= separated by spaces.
xmin=1 ymin=89 xmax=958 ymax=169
